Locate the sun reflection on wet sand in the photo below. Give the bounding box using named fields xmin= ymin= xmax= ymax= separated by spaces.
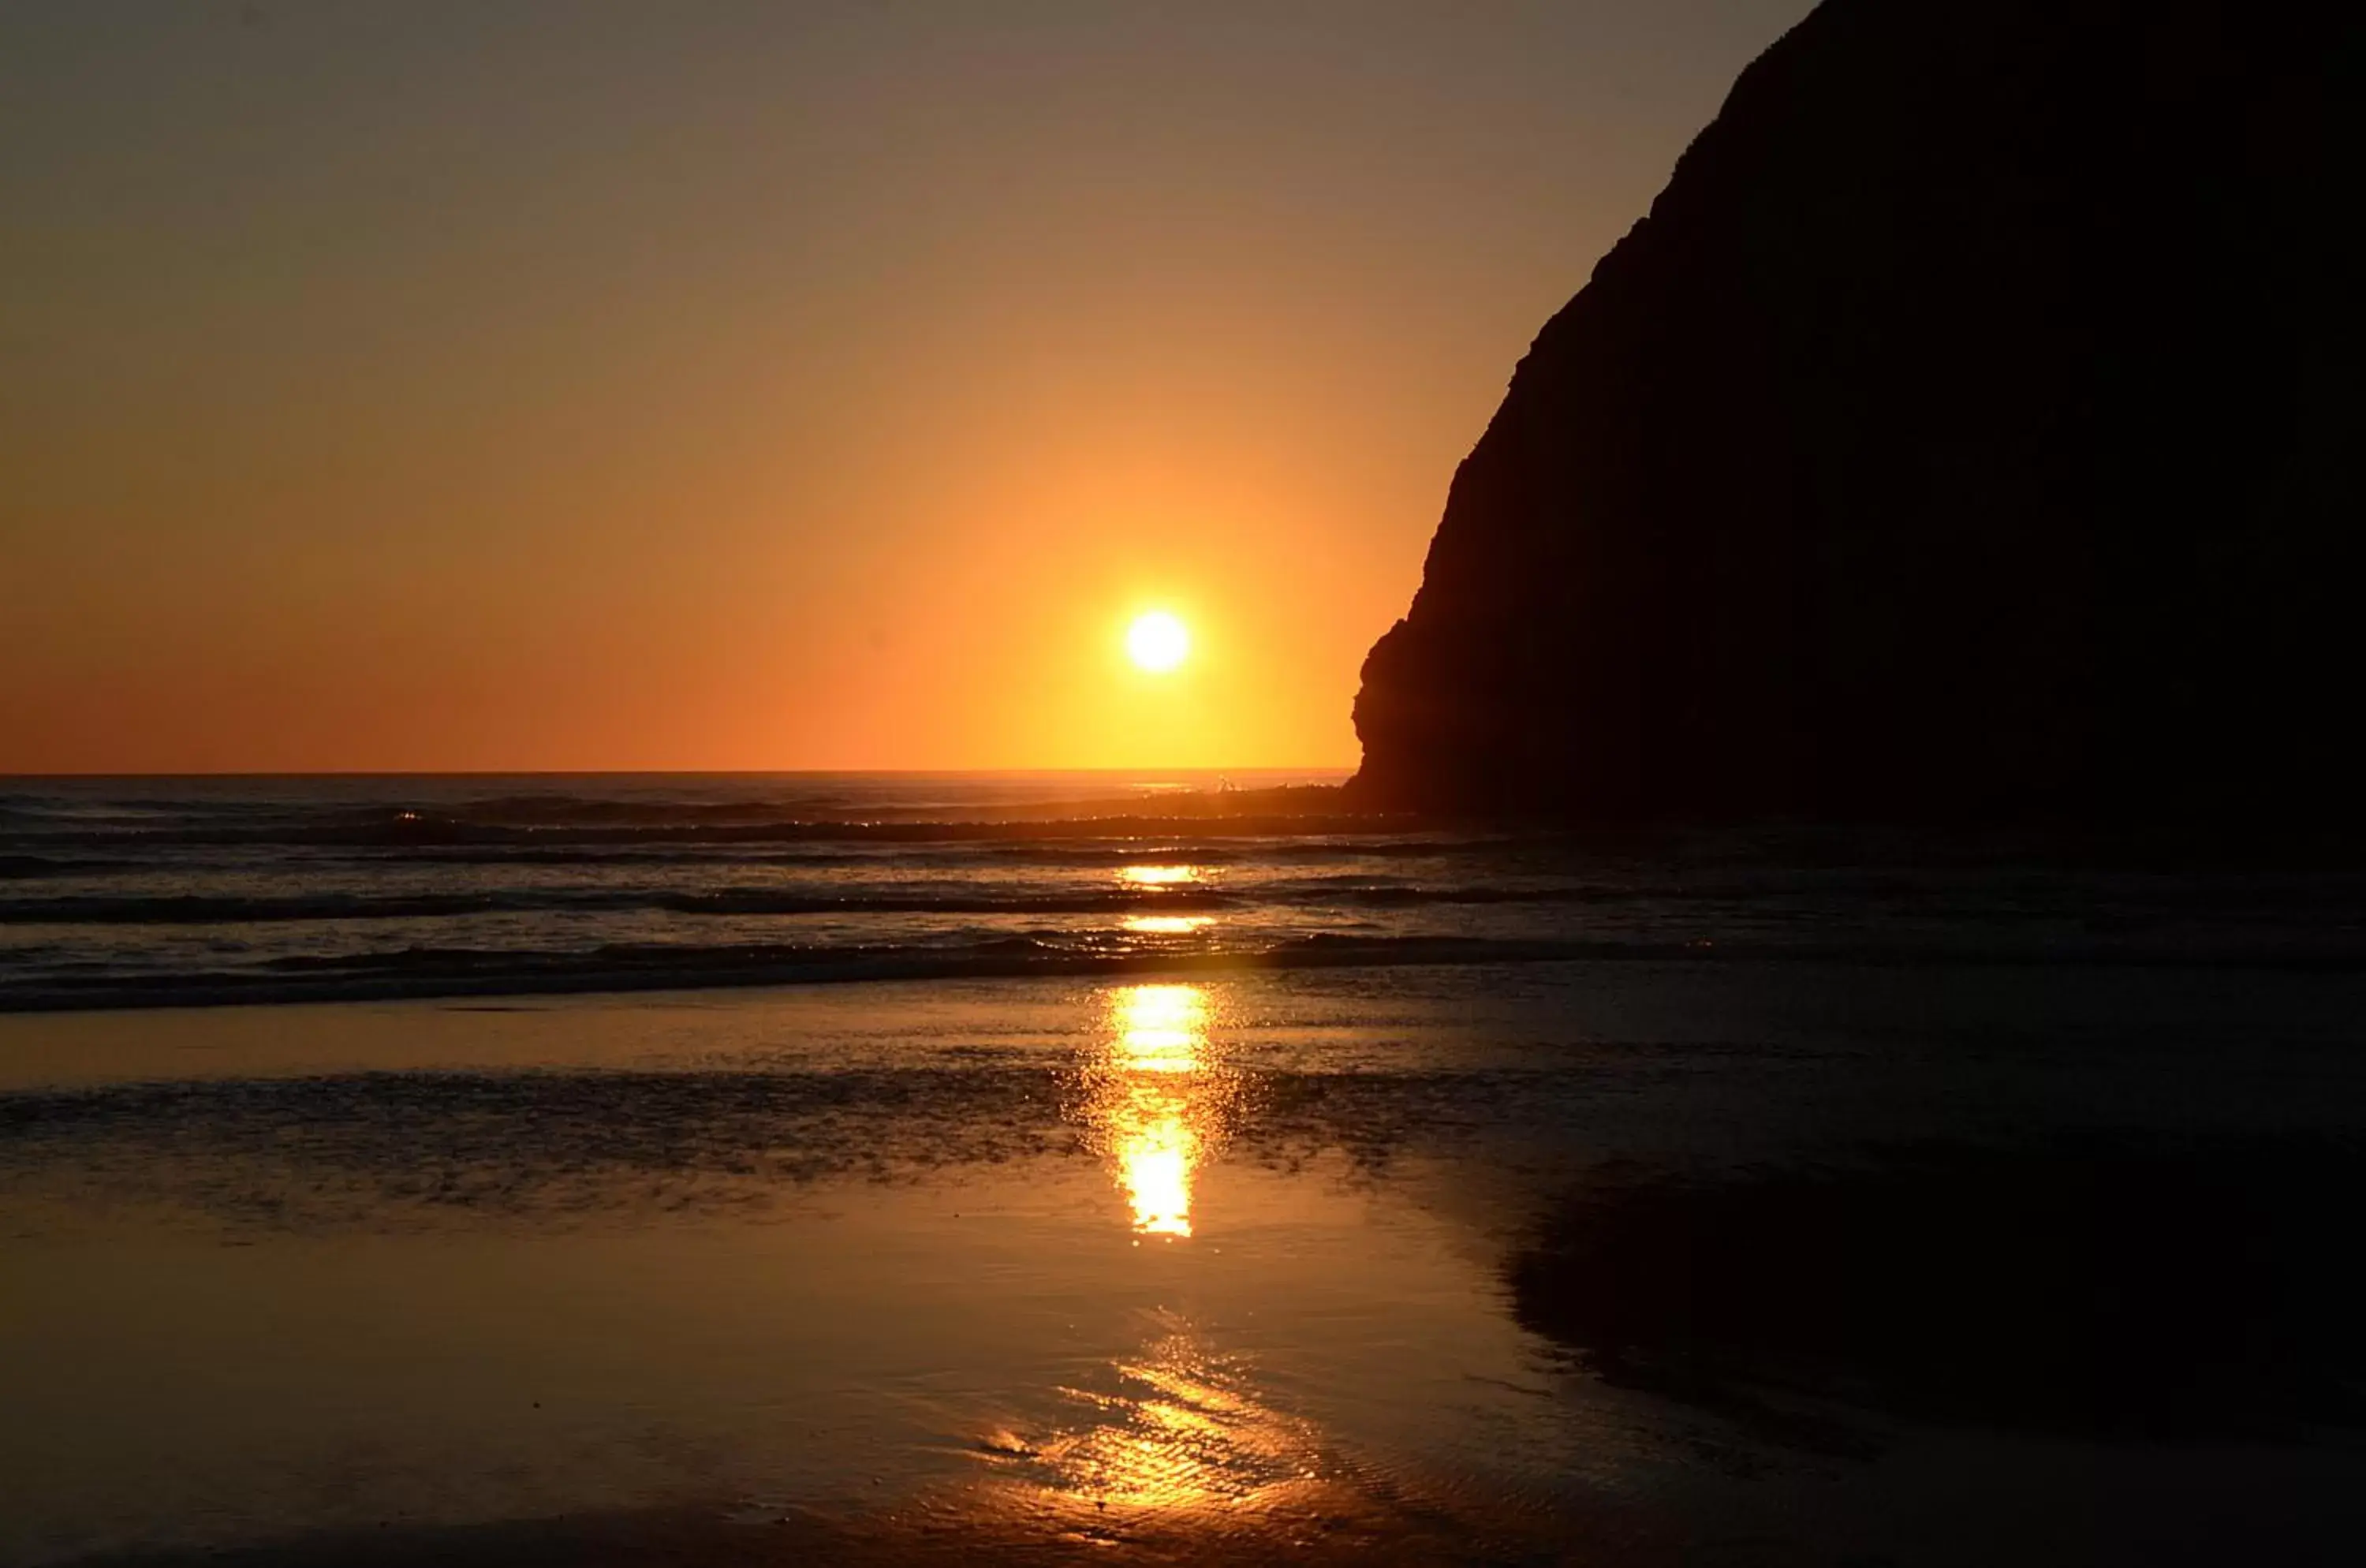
xmin=952 ymin=989 xmax=1340 ymax=1545
xmin=1114 ymin=984 xmax=1205 ymax=1064
xmin=1075 ymin=983 xmax=1236 ymax=1239
xmin=968 ymin=1314 xmax=1334 ymax=1541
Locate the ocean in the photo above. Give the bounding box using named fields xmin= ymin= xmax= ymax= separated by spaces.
xmin=5 ymin=775 xmax=2364 ymax=1564
xmin=5 ymin=771 xmax=2362 ymax=1013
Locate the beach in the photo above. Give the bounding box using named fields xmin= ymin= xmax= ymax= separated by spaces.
xmin=9 ymin=957 xmax=2364 ymax=1565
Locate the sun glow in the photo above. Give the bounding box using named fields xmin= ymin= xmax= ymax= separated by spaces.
xmin=1125 ymin=611 xmax=1191 ymax=673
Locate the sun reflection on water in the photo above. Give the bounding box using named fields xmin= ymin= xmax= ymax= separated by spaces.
xmin=1121 ymin=914 xmax=1212 ymax=935
xmin=1117 ymin=864 xmax=1202 ymax=887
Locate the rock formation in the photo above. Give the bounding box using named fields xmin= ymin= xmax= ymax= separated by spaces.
xmin=1349 ymin=0 xmax=2357 ymax=821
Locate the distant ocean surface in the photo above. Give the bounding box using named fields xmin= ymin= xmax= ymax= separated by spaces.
xmin=4 ymin=771 xmax=2364 ymax=1011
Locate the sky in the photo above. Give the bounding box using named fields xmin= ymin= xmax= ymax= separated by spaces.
xmin=1 ymin=0 xmax=1812 ymax=773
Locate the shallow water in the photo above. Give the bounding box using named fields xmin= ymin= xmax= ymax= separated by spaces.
xmin=6 ymin=963 xmax=2366 ymax=1565
xmin=2 ymin=974 xmax=1609 ymax=1562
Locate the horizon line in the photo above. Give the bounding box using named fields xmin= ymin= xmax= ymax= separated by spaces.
xmin=0 ymin=765 xmax=1358 ymax=782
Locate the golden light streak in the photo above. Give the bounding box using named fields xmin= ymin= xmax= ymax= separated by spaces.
xmin=965 ymin=1316 xmax=1332 ymax=1531
xmin=963 ymin=996 xmax=1327 ymax=1537
xmin=1121 ymin=914 xmax=1212 ymax=935
xmin=1117 ymin=864 xmax=1202 ymax=887
xmin=1074 ymin=983 xmax=1233 ymax=1239
xmin=1030 ymin=1327 xmax=1315 ymax=1512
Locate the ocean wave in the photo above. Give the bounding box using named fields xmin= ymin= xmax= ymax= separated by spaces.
xmin=0 ymin=887 xmax=1242 ymax=925
xmin=327 ymin=845 xmax=900 ymax=868
xmin=12 ymin=872 xmax=2358 ymax=932
xmin=0 ymin=933 xmax=1594 ymax=1010
xmin=0 ymin=880 xmax=1843 ymax=926
xmin=0 ymin=855 xmax=130 ymax=879
xmin=324 ymin=837 xmax=1494 ymax=869
xmin=965 ymin=839 xmax=1493 ymax=866
xmin=8 ymin=928 xmax=2360 ymax=1013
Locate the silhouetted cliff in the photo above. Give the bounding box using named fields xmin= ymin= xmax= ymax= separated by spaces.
xmin=1350 ymin=0 xmax=2358 ymax=821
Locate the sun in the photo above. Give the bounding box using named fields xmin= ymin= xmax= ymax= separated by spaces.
xmin=1125 ymin=611 xmax=1190 ymax=673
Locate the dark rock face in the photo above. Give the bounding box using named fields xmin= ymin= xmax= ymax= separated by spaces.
xmin=1350 ymin=0 xmax=2358 ymax=821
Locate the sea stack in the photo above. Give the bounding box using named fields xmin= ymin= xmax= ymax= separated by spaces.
xmin=1349 ymin=0 xmax=2357 ymax=821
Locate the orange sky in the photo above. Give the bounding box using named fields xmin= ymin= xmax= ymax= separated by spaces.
xmin=0 ymin=2 xmax=1808 ymax=772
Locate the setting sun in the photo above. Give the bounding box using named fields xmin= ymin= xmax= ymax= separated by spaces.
xmin=1125 ymin=612 xmax=1192 ymax=674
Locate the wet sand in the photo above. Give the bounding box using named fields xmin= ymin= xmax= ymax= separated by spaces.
xmin=5 ymin=962 xmax=2364 ymax=1564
